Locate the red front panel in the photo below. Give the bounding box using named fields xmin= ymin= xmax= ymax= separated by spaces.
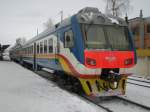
xmin=84 ymin=50 xmax=135 ymax=68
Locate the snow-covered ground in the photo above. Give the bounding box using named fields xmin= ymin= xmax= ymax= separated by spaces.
xmin=0 ymin=61 xmax=150 ymax=112
xmin=122 ymin=82 xmax=150 ymax=107
xmin=0 ymin=61 xmax=104 ymax=112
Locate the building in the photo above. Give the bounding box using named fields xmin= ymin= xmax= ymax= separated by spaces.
xmin=128 ymin=10 xmax=150 ymax=78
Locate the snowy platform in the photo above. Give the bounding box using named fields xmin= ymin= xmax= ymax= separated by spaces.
xmin=0 ymin=61 xmax=102 ymax=112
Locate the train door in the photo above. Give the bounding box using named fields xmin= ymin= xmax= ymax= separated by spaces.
xmin=53 ymin=33 xmax=60 ymax=54
xmin=53 ymin=33 xmax=60 ymax=64
xmin=33 ymin=42 xmax=36 ymax=70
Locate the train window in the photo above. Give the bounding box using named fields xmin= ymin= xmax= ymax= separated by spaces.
xmin=40 ymin=41 xmax=43 ymax=54
xmin=26 ymin=48 xmax=27 ymax=55
xmin=29 ymin=47 xmax=30 ymax=54
xmin=48 ymin=39 xmax=53 ymax=53
xmin=24 ymin=49 xmax=26 ymax=55
xmin=147 ymin=24 xmax=150 ymax=33
xmin=26 ymin=48 xmax=28 ymax=55
xmin=27 ymin=47 xmax=29 ymax=55
xmin=106 ymin=26 xmax=130 ymax=50
xmin=29 ymin=47 xmax=31 ymax=54
xmin=37 ymin=43 xmax=39 ymax=54
xmin=44 ymin=40 xmax=48 ymax=53
xmin=31 ymin=46 xmax=33 ymax=54
xmin=64 ymin=30 xmax=74 ymax=48
xmin=37 ymin=44 xmax=38 ymax=54
xmin=25 ymin=48 xmax=27 ymax=55
xmin=24 ymin=49 xmax=25 ymax=55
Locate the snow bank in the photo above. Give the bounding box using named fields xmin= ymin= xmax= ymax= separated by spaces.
xmin=123 ymin=83 xmax=150 ymax=107
xmin=0 ymin=61 xmax=104 ymax=112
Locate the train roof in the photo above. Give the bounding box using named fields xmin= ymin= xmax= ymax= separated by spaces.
xmin=22 ymin=7 xmax=127 ymax=48
xmin=22 ymin=17 xmax=71 ymax=47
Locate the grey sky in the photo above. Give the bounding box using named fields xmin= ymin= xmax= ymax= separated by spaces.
xmin=0 ymin=0 xmax=149 ymax=45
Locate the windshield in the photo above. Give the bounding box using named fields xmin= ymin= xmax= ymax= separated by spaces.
xmin=81 ymin=24 xmax=131 ymax=50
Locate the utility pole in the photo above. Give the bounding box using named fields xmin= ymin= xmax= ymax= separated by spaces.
xmin=60 ymin=10 xmax=63 ymax=23
xmin=37 ymin=28 xmax=39 ymax=37
xmin=125 ymin=13 xmax=129 ymax=24
xmin=139 ymin=9 xmax=145 ymax=49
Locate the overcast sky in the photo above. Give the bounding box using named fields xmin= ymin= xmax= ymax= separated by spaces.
xmin=0 ymin=0 xmax=150 ymax=45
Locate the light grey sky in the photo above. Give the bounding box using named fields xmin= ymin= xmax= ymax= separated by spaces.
xmin=0 ymin=0 xmax=149 ymax=45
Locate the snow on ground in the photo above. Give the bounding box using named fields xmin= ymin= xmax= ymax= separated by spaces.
xmin=0 ymin=61 xmax=104 ymax=112
xmin=122 ymin=83 xmax=150 ymax=107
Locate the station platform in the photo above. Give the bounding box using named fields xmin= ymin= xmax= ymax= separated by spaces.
xmin=0 ymin=61 xmax=101 ymax=112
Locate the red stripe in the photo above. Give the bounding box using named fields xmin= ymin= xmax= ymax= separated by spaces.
xmin=37 ymin=54 xmax=131 ymax=79
xmin=57 ymin=54 xmax=99 ymax=79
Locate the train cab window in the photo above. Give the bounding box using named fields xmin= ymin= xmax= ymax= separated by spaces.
xmin=44 ymin=40 xmax=48 ymax=53
xmin=64 ymin=30 xmax=74 ymax=48
xmin=48 ymin=39 xmax=53 ymax=53
xmin=40 ymin=41 xmax=43 ymax=54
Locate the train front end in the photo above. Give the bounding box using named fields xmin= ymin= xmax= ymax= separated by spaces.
xmin=76 ymin=7 xmax=136 ymax=96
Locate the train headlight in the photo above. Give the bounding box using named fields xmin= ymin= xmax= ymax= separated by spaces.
xmin=124 ymin=58 xmax=133 ymax=65
xmin=86 ymin=58 xmax=96 ymax=66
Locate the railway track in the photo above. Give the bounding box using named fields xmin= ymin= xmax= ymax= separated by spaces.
xmin=115 ymin=96 xmax=150 ymax=110
xmin=128 ymin=77 xmax=150 ymax=84
xmin=34 ymin=70 xmax=112 ymax=112
xmin=127 ymin=78 xmax=150 ymax=88
xmin=81 ymin=95 xmax=113 ymax=112
xmin=33 ymin=69 xmax=150 ymax=112
xmin=127 ymin=82 xmax=150 ymax=88
xmin=83 ymin=95 xmax=150 ymax=112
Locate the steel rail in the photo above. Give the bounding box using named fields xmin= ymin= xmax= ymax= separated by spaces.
xmin=115 ymin=96 xmax=150 ymax=111
xmin=32 ymin=69 xmax=150 ymax=112
xmin=127 ymin=81 xmax=150 ymax=88
xmin=81 ymin=95 xmax=114 ymax=112
xmin=128 ymin=78 xmax=150 ymax=84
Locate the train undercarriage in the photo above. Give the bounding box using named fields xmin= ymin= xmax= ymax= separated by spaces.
xmin=17 ymin=60 xmax=129 ymax=97
xmin=45 ymin=68 xmax=129 ymax=97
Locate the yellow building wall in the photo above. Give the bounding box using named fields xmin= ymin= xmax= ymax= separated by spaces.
xmin=128 ymin=49 xmax=150 ymax=78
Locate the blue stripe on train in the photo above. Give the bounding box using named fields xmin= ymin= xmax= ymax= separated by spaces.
xmin=22 ymin=57 xmax=62 ymax=70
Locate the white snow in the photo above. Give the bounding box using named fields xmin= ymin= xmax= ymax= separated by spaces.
xmin=0 ymin=61 xmax=104 ymax=112
xmin=122 ymin=83 xmax=150 ymax=107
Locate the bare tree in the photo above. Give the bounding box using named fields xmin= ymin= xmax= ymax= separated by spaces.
xmin=16 ymin=37 xmax=26 ymax=46
xmin=43 ymin=18 xmax=54 ymax=29
xmin=104 ymin=0 xmax=132 ymax=17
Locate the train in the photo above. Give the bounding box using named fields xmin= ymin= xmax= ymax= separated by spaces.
xmin=0 ymin=44 xmax=10 ymax=60
xmin=10 ymin=7 xmax=136 ymax=97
